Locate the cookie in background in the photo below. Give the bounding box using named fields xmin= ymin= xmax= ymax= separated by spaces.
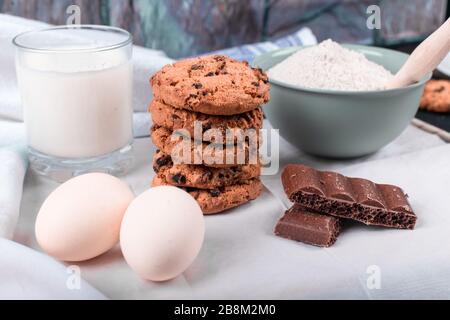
xmin=420 ymin=80 xmax=450 ymax=113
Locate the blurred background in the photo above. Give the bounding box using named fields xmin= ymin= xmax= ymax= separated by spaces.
xmin=0 ymin=0 xmax=448 ymax=59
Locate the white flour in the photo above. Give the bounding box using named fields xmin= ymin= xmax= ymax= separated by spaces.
xmin=268 ymin=39 xmax=394 ymax=91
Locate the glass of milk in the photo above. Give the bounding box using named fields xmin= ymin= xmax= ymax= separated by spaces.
xmin=13 ymin=26 xmax=134 ymax=182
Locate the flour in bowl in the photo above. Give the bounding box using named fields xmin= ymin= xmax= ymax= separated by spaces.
xmin=268 ymin=39 xmax=394 ymax=91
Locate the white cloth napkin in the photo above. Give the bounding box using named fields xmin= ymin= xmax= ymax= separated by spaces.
xmin=0 ymin=238 xmax=106 ymax=299
xmin=0 ymin=148 xmax=26 ymax=239
xmin=0 ymin=119 xmax=27 ymax=239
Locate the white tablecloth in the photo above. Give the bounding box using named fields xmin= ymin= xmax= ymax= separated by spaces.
xmin=15 ymin=123 xmax=450 ymax=299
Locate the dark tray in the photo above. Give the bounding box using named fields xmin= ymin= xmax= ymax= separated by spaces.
xmin=415 ymin=69 xmax=450 ymax=132
xmin=388 ymin=44 xmax=450 ymax=133
xmin=416 ymin=110 xmax=450 ymax=132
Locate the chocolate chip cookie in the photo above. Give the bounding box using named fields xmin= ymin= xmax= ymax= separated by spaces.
xmin=149 ymin=100 xmax=264 ymax=142
xmin=153 ymin=150 xmax=261 ymax=189
xmin=151 ymin=55 xmax=270 ymax=116
xmin=420 ymin=80 xmax=450 ymax=113
xmin=151 ymin=125 xmax=259 ymax=168
xmin=152 ymin=175 xmax=263 ymax=214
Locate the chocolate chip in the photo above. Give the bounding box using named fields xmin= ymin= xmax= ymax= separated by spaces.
xmin=193 ymin=83 xmax=203 ymax=89
xmin=251 ymin=81 xmax=260 ymax=87
xmin=152 ymin=165 xmax=160 ymax=173
xmin=230 ymin=166 xmax=242 ymax=173
xmin=172 ymin=173 xmax=187 ymax=184
xmin=156 ymin=155 xmax=171 ymax=166
xmin=189 ymin=93 xmax=198 ymax=99
xmin=435 ymin=86 xmax=446 ymax=93
xmin=209 ymin=189 xmax=221 ymax=197
xmin=170 ymin=81 xmax=178 ymax=86
xmin=191 ymin=64 xmax=203 ymax=70
xmin=205 ymin=72 xmax=215 ymax=77
xmin=213 ymin=55 xmax=225 ymax=62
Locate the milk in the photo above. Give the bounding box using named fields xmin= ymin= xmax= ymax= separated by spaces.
xmin=16 ymin=51 xmax=133 ymax=159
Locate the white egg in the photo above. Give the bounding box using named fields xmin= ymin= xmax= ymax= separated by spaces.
xmin=120 ymin=186 xmax=205 ymax=282
xmin=35 ymin=173 xmax=134 ymax=262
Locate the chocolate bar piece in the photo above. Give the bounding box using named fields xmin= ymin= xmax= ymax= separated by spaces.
xmin=275 ymin=205 xmax=341 ymax=247
xmin=282 ymin=164 xmax=417 ymax=230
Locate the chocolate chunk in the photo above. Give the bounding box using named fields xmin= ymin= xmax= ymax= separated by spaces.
xmin=191 ymin=64 xmax=203 ymax=70
xmin=275 ymin=205 xmax=341 ymax=247
xmin=153 ymin=153 xmax=173 ymax=174
xmin=209 ymin=189 xmax=221 ymax=197
xmin=229 ymin=166 xmax=242 ymax=173
xmin=282 ymin=164 xmax=416 ymax=229
xmin=172 ymin=173 xmax=187 ymax=184
xmin=251 ymin=81 xmax=260 ymax=87
xmin=205 ymin=72 xmax=215 ymax=77
xmin=193 ymin=83 xmax=203 ymax=89
xmin=156 ymin=154 xmax=172 ymax=167
xmin=435 ymin=86 xmax=445 ymax=92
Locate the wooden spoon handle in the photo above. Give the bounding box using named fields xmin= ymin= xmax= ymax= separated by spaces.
xmin=386 ymin=18 xmax=450 ymax=90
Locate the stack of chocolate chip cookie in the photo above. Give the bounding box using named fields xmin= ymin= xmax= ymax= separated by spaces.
xmin=149 ymin=55 xmax=270 ymax=214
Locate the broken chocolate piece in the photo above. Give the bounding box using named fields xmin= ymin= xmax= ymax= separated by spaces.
xmin=275 ymin=205 xmax=341 ymax=247
xmin=281 ymin=164 xmax=416 ymax=229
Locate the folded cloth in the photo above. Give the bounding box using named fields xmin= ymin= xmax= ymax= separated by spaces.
xmin=211 ymin=27 xmax=317 ymax=62
xmin=0 ymin=238 xmax=106 ymax=299
xmin=0 ymin=15 xmax=48 ymax=121
xmin=0 ymin=120 xmax=27 ymax=239
xmin=0 ymin=148 xmax=27 ymax=239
